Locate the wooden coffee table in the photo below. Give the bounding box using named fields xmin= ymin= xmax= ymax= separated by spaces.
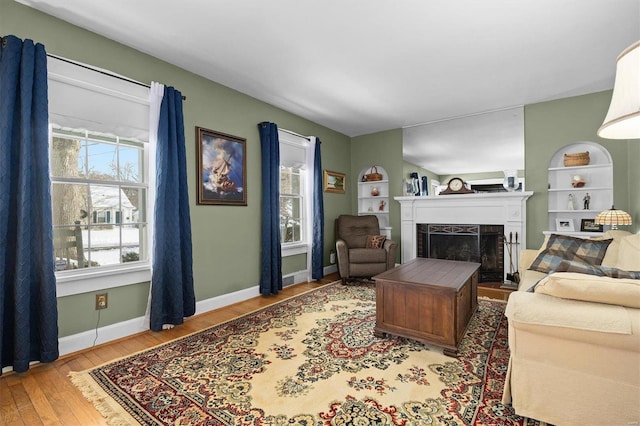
xmin=373 ymin=258 xmax=480 ymax=356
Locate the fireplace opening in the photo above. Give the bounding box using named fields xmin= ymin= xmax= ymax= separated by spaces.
xmin=417 ymin=224 xmax=504 ymax=283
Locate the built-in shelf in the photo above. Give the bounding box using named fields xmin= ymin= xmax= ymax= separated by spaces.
xmin=358 ymin=167 xmax=390 ymax=238
xmin=547 ymin=142 xmax=613 ymax=234
xmin=548 ymin=186 xmax=612 ymax=193
xmin=549 ymin=209 xmax=601 ymax=213
xmin=548 ymin=164 xmax=611 ymax=172
xmin=543 ymin=230 xmax=604 ymax=238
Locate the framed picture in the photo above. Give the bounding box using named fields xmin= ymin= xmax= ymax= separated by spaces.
xmin=324 ymin=170 xmax=346 ymax=194
xmin=555 ymin=218 xmax=575 ymax=232
xmin=196 ymin=127 xmax=247 ymax=206
xmin=580 ymin=218 xmax=603 ymax=232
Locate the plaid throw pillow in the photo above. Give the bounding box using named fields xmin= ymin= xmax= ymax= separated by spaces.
xmin=365 ymin=235 xmax=386 ymax=249
xmin=554 ymin=260 xmax=640 ymax=279
xmin=528 ymin=234 xmax=612 ymax=274
xmin=553 ymin=259 xmax=602 ymax=275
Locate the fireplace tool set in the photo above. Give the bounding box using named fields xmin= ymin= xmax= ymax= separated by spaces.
xmin=503 ymin=232 xmax=520 ymax=289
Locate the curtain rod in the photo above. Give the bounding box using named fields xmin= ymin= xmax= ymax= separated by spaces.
xmin=279 ymin=128 xmax=316 ymax=142
xmin=46 ymin=54 xmax=187 ymax=101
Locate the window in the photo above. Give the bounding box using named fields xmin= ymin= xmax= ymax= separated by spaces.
xmin=47 ymin=56 xmax=151 ymax=296
xmin=50 ymin=127 xmax=148 ymax=271
xmin=280 ymin=166 xmax=303 ymax=244
xmin=278 ymin=130 xmax=310 ymax=256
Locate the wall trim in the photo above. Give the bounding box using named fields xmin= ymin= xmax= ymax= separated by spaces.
xmin=58 ymin=265 xmax=339 ymax=357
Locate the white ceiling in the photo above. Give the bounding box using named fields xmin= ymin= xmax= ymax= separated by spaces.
xmin=16 ymin=0 xmax=640 ymax=173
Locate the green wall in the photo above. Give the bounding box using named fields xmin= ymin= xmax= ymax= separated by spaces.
xmin=3 ymin=0 xmax=638 ymax=340
xmin=350 ymin=129 xmax=403 ymax=261
xmin=2 ymin=0 xmax=351 ymax=337
xmin=524 ymin=90 xmax=634 ymax=249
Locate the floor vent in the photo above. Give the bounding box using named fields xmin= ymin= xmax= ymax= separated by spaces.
xmin=283 ymin=275 xmax=294 ymax=286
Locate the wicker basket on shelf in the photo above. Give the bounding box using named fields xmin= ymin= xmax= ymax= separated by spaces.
xmin=563 ymin=151 xmax=590 ymax=167
xmin=363 ymin=166 xmax=383 ymax=181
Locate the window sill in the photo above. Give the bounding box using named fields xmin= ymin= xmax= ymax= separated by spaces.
xmin=56 ymin=262 xmax=151 ymax=297
xmin=282 ymin=243 xmax=308 ymax=257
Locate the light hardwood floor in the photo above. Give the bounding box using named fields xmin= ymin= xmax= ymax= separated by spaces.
xmin=0 ymin=274 xmax=339 ymax=425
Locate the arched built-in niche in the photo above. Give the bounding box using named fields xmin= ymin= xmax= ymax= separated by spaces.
xmin=357 ymin=166 xmax=391 ymax=238
xmin=547 ymin=141 xmax=613 ymax=236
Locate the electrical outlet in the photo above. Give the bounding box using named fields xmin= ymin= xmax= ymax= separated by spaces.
xmin=95 ymin=293 xmax=108 ymax=310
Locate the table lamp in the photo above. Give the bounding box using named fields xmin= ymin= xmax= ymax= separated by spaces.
xmin=594 ymin=206 xmax=633 ymax=230
xmin=598 ymin=40 xmax=640 ymax=139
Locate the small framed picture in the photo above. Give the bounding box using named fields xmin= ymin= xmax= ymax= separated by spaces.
xmin=324 ymin=170 xmax=346 ymax=194
xmin=555 ymin=218 xmax=575 ymax=232
xmin=580 ymin=218 xmax=603 ymax=232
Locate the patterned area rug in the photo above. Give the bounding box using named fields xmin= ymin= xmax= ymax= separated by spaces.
xmin=70 ymin=282 xmax=541 ymax=425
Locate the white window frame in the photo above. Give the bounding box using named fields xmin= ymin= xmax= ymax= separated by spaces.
xmin=48 ymin=56 xmax=152 ymax=297
xmin=278 ymin=130 xmax=311 ymax=257
xmin=51 ymin=127 xmax=152 ymax=297
xmin=279 ymin=168 xmax=303 ymax=233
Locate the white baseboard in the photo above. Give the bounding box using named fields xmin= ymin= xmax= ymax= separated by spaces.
xmin=58 ymin=316 xmax=149 ymax=356
xmin=324 ymin=264 xmax=338 ymax=275
xmin=58 ymin=266 xmax=339 ymax=357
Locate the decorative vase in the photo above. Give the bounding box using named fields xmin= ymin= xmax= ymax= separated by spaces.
xmin=571 ymin=175 xmax=586 ymax=188
xmin=371 ymin=187 xmax=379 ymax=196
xmin=503 ymin=170 xmax=517 ymax=191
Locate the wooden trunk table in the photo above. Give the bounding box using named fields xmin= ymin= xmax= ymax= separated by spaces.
xmin=373 ymin=258 xmax=480 ymax=356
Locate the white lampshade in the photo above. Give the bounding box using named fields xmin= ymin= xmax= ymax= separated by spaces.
xmin=598 ymin=40 xmax=640 ymax=139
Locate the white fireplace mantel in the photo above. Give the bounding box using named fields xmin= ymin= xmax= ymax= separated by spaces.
xmin=396 ymin=192 xmax=534 ymax=275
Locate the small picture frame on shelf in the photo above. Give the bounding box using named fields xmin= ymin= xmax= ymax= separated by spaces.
xmin=555 ymin=218 xmax=575 ymax=232
xmin=580 ymin=218 xmax=603 ymax=232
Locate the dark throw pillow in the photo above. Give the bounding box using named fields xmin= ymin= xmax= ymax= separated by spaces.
xmin=528 ymin=234 xmax=612 ymax=274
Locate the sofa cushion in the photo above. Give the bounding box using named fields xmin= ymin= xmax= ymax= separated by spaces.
xmin=593 ymin=230 xmax=632 ymax=267
xmin=349 ymin=248 xmax=387 ymax=263
xmin=616 ymin=233 xmax=640 ymax=271
xmin=365 ymin=235 xmax=386 ymax=249
xmin=528 ymin=234 xmax=612 ymax=274
xmin=534 ymin=272 xmax=640 ymax=309
xmin=506 ymin=291 xmax=633 ymax=334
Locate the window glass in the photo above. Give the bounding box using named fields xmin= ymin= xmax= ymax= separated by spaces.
xmin=51 ymin=127 xmax=148 ymax=272
xmin=279 ymin=166 xmax=303 ymax=244
xmin=119 ymin=142 xmax=143 ymax=183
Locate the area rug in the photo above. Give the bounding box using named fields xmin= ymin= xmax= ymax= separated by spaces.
xmin=70 ymin=281 xmax=542 ymax=425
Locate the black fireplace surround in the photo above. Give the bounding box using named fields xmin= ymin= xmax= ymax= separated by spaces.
xmin=417 ymin=224 xmax=504 ymax=283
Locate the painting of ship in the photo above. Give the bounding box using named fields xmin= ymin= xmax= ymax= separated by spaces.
xmin=196 ymin=127 xmax=247 ymax=205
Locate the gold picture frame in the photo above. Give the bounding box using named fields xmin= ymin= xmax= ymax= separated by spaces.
xmin=196 ymin=127 xmax=247 ymax=206
xmin=323 ymin=170 xmax=346 ymax=194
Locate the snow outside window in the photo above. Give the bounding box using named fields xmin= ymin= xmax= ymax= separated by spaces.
xmin=48 ymin=56 xmax=151 ymax=296
xmin=279 ymin=130 xmax=310 ymax=257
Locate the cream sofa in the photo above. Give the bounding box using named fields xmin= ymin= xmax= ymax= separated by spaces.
xmin=502 ymin=230 xmax=640 ymax=426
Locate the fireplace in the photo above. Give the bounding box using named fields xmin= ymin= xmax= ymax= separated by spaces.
xmin=395 ymin=192 xmax=533 ymax=282
xmin=416 ymin=224 xmax=504 ymax=282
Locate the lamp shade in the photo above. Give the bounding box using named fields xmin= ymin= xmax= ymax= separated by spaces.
xmin=594 ymin=206 xmax=633 ymax=230
xmin=597 ymin=40 xmax=640 ymax=139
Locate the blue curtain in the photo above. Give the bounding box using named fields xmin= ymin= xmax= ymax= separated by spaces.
xmin=150 ymin=86 xmax=195 ymax=331
xmin=0 ymin=35 xmax=58 ymax=373
xmin=258 ymin=122 xmax=282 ymax=295
xmin=311 ymin=139 xmax=324 ymax=280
